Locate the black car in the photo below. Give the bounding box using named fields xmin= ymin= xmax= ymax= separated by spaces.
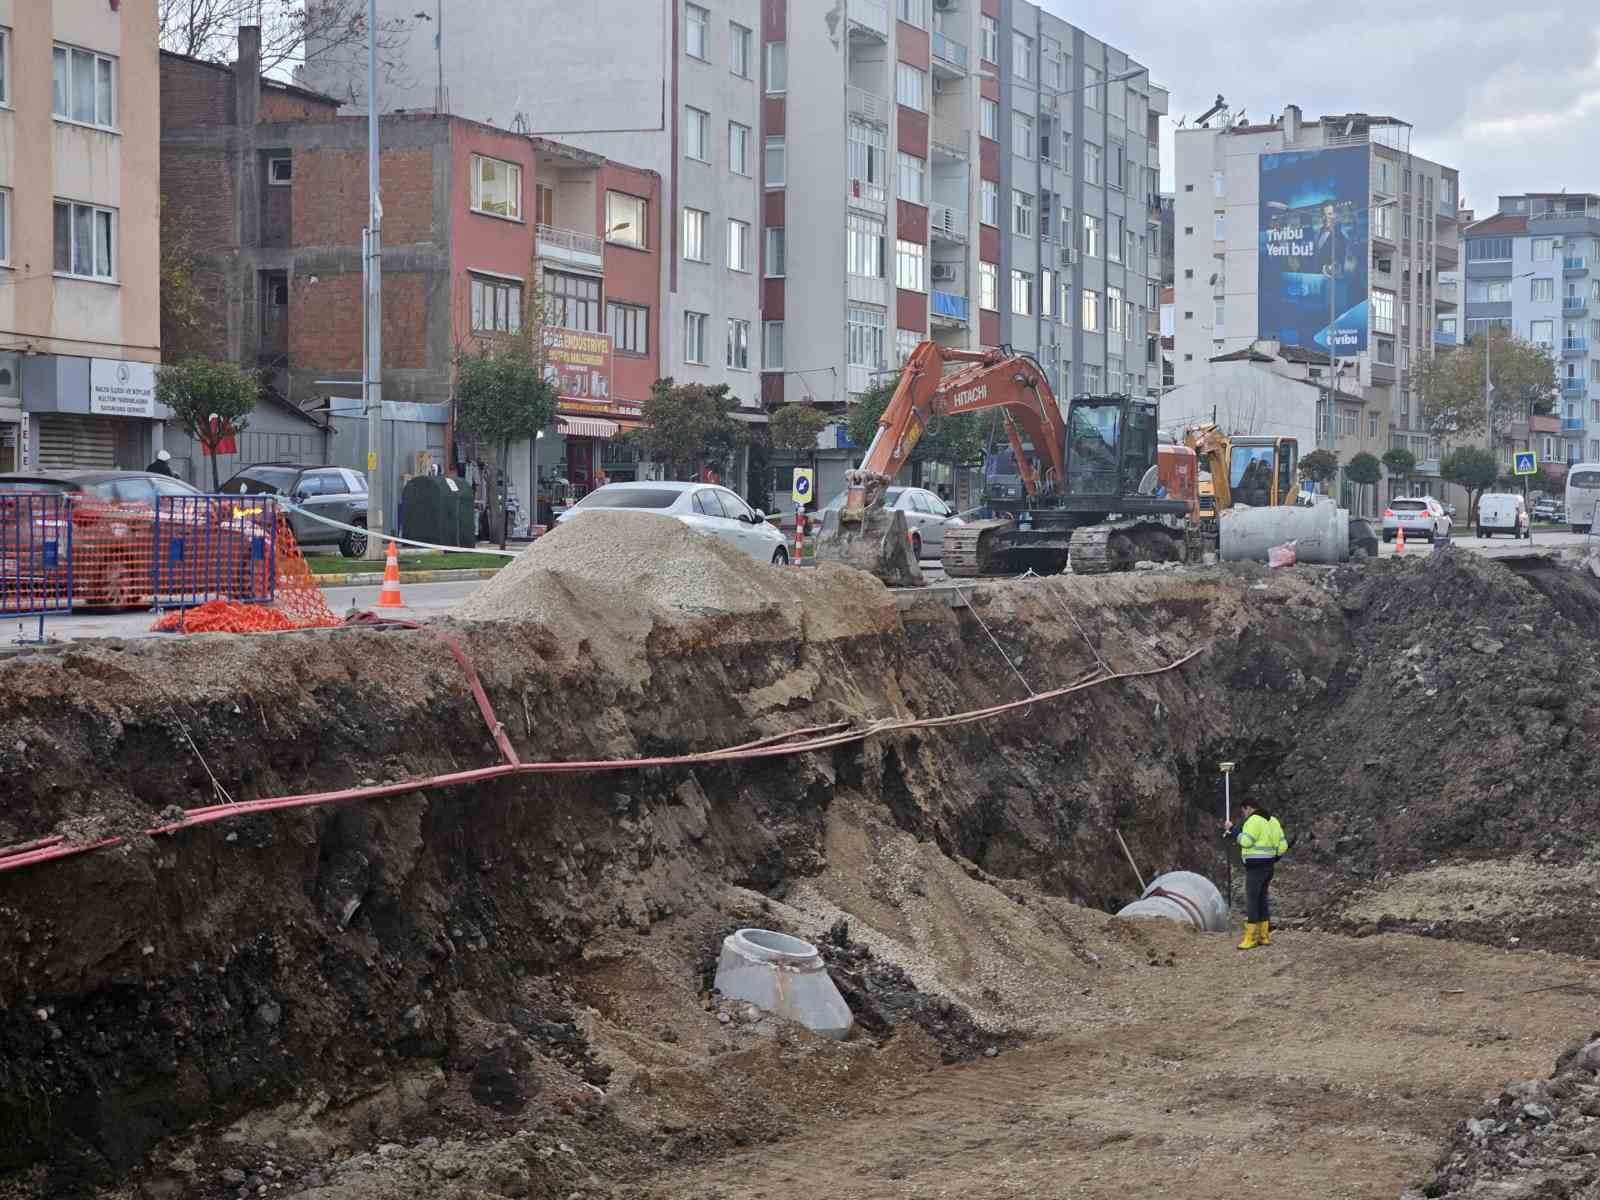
xmin=220 ymin=464 xmax=369 ymax=556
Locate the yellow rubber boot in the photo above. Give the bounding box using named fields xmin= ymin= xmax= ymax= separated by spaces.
xmin=1259 ymin=921 xmax=1272 ymax=946
xmin=1237 ymin=922 xmax=1261 ymax=951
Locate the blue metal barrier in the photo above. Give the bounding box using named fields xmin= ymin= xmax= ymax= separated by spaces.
xmin=151 ymin=494 xmax=278 ymax=614
xmin=0 ymin=493 xmax=74 ymax=641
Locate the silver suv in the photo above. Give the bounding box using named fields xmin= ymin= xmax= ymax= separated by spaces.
xmin=220 ymin=464 xmax=370 ymax=556
xmin=1382 ymin=496 xmax=1450 ymax=543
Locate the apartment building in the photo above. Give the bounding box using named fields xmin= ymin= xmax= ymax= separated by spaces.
xmin=1173 ymin=105 xmax=1461 ymax=499
xmin=1461 ymin=193 xmax=1600 ymax=474
xmin=2 ymin=0 xmax=163 ymax=471
xmin=306 ymin=0 xmax=762 ymax=412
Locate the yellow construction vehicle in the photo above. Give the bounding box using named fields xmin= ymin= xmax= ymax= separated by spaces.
xmin=1184 ymin=423 xmax=1300 ymax=523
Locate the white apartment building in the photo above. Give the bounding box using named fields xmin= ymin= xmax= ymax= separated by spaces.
xmin=1173 ymin=105 xmax=1461 ymax=498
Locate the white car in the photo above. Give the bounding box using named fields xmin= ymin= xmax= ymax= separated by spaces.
xmin=821 ymin=485 xmax=965 ymax=558
xmin=1382 ymin=496 xmax=1451 ymax=543
xmin=555 ymin=481 xmax=790 ymax=565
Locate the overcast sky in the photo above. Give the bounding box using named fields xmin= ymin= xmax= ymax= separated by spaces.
xmin=1049 ymin=0 xmax=1600 ymax=214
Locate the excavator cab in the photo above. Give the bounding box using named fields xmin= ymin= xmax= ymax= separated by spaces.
xmin=1063 ymin=395 xmax=1162 ymax=500
xmin=1224 ymin=437 xmax=1299 ymax=508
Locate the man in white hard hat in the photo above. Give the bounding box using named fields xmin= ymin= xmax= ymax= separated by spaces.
xmin=146 ymin=449 xmax=175 ymax=477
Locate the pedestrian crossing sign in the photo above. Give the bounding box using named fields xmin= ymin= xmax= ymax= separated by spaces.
xmin=1513 ymin=451 xmax=1537 ymax=476
xmin=791 ymin=468 xmax=815 ymax=505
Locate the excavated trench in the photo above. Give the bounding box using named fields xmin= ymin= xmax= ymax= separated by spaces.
xmin=4 ymin=528 xmax=1600 ymax=1198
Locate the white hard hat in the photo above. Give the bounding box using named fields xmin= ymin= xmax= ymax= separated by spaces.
xmin=157 ymin=449 xmax=171 ymax=461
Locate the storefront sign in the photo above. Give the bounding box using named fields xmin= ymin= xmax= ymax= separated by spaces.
xmin=89 ymin=359 xmax=158 ymax=418
xmin=542 ymin=327 xmax=613 ymax=404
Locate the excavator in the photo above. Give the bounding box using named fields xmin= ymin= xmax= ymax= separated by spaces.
xmin=815 ymin=342 xmax=1209 ymax=583
xmin=1183 ymin=422 xmax=1301 ymax=532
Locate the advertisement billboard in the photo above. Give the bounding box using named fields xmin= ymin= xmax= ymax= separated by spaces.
xmin=541 ymin=326 xmax=613 ymax=404
xmin=1258 ymin=145 xmax=1370 ymax=354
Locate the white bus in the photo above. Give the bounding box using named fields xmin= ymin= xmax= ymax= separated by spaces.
xmin=1565 ymin=464 xmax=1600 ymax=533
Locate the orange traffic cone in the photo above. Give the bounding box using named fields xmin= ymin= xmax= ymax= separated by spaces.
xmin=376 ymin=540 xmax=404 ymax=608
xmin=1395 ymin=525 xmax=1406 ymax=556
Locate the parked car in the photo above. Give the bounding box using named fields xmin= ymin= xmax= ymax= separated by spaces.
xmin=822 ymin=486 xmax=965 ymax=559
xmin=1478 ymin=493 xmax=1531 ymax=539
xmin=1532 ymin=497 xmax=1559 ymax=522
xmin=555 ymin=481 xmax=790 ymax=565
xmin=0 ymin=470 xmax=261 ymax=608
xmin=220 ymin=464 xmax=369 ymax=556
xmin=1382 ymin=496 xmax=1451 ymax=543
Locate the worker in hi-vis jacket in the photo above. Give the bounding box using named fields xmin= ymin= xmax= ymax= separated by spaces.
xmin=1223 ymin=800 xmax=1288 ymax=950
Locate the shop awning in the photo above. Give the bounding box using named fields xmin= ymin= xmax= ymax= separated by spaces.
xmin=557 ymin=415 xmax=620 ymax=439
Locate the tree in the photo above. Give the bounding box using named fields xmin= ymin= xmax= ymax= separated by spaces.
xmin=630 ymin=380 xmax=749 ymax=481
xmin=768 ymin=404 xmax=830 ymax=455
xmin=1439 ymin=446 xmax=1499 ymax=526
xmin=154 ymin=359 xmax=260 ymax=492
xmin=159 ymin=204 xmax=222 ymax=363
xmin=455 ymin=340 xmax=558 ymax=547
xmin=1381 ymin=447 xmax=1416 ymax=506
xmin=1417 ymin=328 xmax=1559 ymax=453
xmin=845 ymin=380 xmax=986 ymax=475
xmin=1345 ymin=451 xmax=1381 ymax=517
xmin=1298 ymin=449 xmax=1340 ymax=490
xmin=159 ymin=0 xmax=416 ymax=80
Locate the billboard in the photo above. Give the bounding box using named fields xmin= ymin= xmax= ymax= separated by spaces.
xmin=1258 ymin=145 xmax=1370 ymax=354
xmin=541 ymin=326 xmax=613 ymax=404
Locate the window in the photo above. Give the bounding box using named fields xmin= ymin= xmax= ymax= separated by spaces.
xmin=685 ymin=107 xmax=709 ymax=161
xmin=1082 ymin=288 xmax=1101 ymax=331
xmin=848 ymin=119 xmax=887 ymax=200
xmin=765 ymin=136 xmax=786 ymax=186
xmin=1532 ymin=238 xmax=1554 ymax=263
xmin=685 ymin=3 xmax=708 ymax=59
xmin=1370 ymin=413 xmax=1378 ymax=439
xmin=896 ymin=239 xmax=925 ymax=291
xmin=682 ymin=208 xmax=708 ymax=262
xmin=1083 ymin=141 xmax=1102 ymax=185
xmin=1531 ymin=320 xmax=1554 ymax=348
xmin=766 ymin=42 xmax=786 ymax=93
xmin=897 ymin=0 xmax=927 ymax=26
xmin=535 ymin=184 xmax=555 ymax=226
xmin=685 ymin=312 xmax=708 ymax=363
xmin=1214 ymin=302 xmax=1225 ymax=335
xmin=980 ymin=16 xmax=999 ymax=63
xmin=0 ymin=189 xmax=7 ymax=265
xmin=1108 ymin=140 xmax=1125 ymax=191
xmin=1042 ymin=267 xmax=1055 ymax=317
xmin=1012 ymin=189 xmax=1033 ymax=237
xmin=1061 ymin=130 xmax=1072 ymax=175
xmin=729 ymin=122 xmax=752 ymax=175
xmin=606 ymin=191 xmax=647 ymax=247
xmin=1060 ymin=278 xmax=1073 ymax=326
xmin=727 ymin=219 xmax=751 ymax=271
xmin=727 ymin=318 xmax=751 ymax=369
xmin=897 ymin=152 xmax=926 ymax=204
xmin=1372 ymin=289 xmax=1395 ymax=334
xmin=896 ymin=63 xmax=926 ymax=111
xmin=1108 ymin=285 xmax=1124 ymax=334
xmin=52 ymin=201 xmax=115 ymax=280
xmin=730 ymin=22 xmax=752 ymax=77
xmin=267 ymin=156 xmax=292 ymax=186
xmin=1213 ymin=212 xmax=1226 ymax=241
xmin=1013 ymin=33 xmax=1032 ymax=80
xmin=981 ymin=180 xmax=999 ymax=226
xmin=1012 ymin=111 xmax=1033 ymax=159
xmin=1108 ymin=214 xmax=1124 ymax=263
xmin=980 ymin=98 xmax=999 ymax=140
xmin=1376 ymin=337 xmax=1395 ymax=365
xmin=896 ymin=328 xmax=921 ymax=366
xmin=1045 ymin=48 xmax=1065 ymax=91
xmin=1084 ymin=364 xmax=1102 ymax=392
xmin=1011 ymin=269 xmax=1033 ymax=315
xmin=470 ymin=154 xmax=522 ymax=219
xmin=1531 ymin=277 xmax=1555 ymax=302
xmin=1083 ymin=213 xmax=1102 ymax=258
xmin=52 ymin=44 xmax=115 ymax=127
xmin=847 ymin=214 xmax=885 ymax=278
xmin=763 ymin=321 xmax=784 ymax=370
xmin=1108 ymin=355 xmax=1124 ymax=392
xmin=1374 ymin=206 xmax=1396 ymax=240
xmin=766 ymin=226 xmax=785 ymax=277
xmin=980 ymin=262 xmax=999 ymax=310
xmin=470 ymin=275 xmax=522 ymax=334
xmin=607 ymin=301 xmax=649 ymax=354
xmin=1084 ymin=66 xmax=1102 ymax=110
xmin=1468 ymin=237 xmax=1512 ymax=261
xmin=543 ymin=271 xmax=600 ymax=330
xmin=0 ymin=27 xmax=7 ymax=106
xmin=848 ymin=307 xmax=887 ymax=379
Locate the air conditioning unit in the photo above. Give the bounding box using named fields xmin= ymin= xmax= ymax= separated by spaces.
xmin=1060 ymin=246 xmax=1079 ymax=268
xmin=932 ymin=0 xmax=956 ymax=11
xmin=931 ymin=262 xmax=959 ymax=282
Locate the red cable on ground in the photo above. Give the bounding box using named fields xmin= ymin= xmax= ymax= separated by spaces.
xmin=0 ymin=614 xmax=1201 ymax=878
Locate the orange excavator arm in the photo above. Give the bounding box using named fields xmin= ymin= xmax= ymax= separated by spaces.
xmin=844 ymin=342 xmax=1068 ymax=510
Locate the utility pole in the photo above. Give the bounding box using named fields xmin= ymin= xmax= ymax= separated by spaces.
xmin=364 ymin=0 xmax=385 ymax=559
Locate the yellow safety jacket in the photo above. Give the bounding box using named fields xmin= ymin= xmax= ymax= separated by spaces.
xmin=1237 ymin=813 xmax=1287 ymax=862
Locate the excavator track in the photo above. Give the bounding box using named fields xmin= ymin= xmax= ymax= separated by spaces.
xmin=940 ymin=519 xmax=1015 ymax=577
xmin=1069 ymin=522 xmax=1186 ymax=576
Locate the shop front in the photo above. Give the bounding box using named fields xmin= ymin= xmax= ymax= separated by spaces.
xmin=15 ymin=354 xmax=169 ymax=472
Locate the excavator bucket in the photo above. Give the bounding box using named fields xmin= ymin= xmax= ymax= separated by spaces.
xmin=815 ymin=504 xmax=925 ymax=588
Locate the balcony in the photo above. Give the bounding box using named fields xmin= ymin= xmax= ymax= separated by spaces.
xmin=1564 ymin=337 xmax=1588 ymax=356
xmin=1434 ymin=240 xmax=1459 ymax=267
xmin=931 ymin=32 xmax=968 ymax=75
xmin=846 ymin=175 xmax=887 ymax=214
xmin=847 ymin=272 xmax=889 ymax=307
xmin=537 ymin=224 xmax=604 ymax=272
xmin=931 ymin=117 xmax=970 ymax=159
xmin=1564 ymin=296 xmax=1590 ymax=314
xmin=847 ymin=0 xmax=888 ymax=38
xmin=1432 ymin=329 xmax=1457 ymax=348
xmin=931 ymin=289 xmax=970 ymax=325
xmin=847 ymin=86 xmax=889 ymax=125
xmin=1564 ymin=418 xmax=1586 ymax=432
xmin=1566 ymin=257 xmax=1589 ymax=275
xmin=1435 ymin=279 xmax=1458 ymax=307
xmin=930 ymin=203 xmax=967 ymax=243
xmin=1438 ymin=196 xmax=1458 ymax=220
xmin=1562 ymin=377 xmax=1587 ymax=396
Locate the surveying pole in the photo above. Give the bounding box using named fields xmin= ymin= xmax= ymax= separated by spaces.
xmin=1219 ymin=760 xmax=1236 ymax=916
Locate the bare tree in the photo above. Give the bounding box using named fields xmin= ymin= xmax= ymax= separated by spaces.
xmin=159 ymin=0 xmax=419 ymax=80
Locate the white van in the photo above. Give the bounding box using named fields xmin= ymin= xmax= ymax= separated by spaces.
xmin=1477 ymin=492 xmax=1529 ymax=539
xmin=1566 ymin=464 xmax=1600 ymax=533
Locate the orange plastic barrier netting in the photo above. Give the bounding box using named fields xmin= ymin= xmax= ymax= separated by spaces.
xmin=151 ymin=512 xmax=339 ymax=634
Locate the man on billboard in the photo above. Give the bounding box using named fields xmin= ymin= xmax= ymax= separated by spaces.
xmin=1258 ymin=146 xmax=1369 ymax=354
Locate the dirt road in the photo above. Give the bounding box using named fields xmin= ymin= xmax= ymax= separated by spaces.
xmin=632 ymin=923 xmax=1599 ymax=1200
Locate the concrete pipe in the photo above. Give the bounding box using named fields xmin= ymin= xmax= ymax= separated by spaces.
xmin=713 ymin=928 xmax=854 ymax=1040
xmin=1115 ymin=870 xmax=1228 ymax=932
xmin=1219 ymin=502 xmax=1351 ymax=564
